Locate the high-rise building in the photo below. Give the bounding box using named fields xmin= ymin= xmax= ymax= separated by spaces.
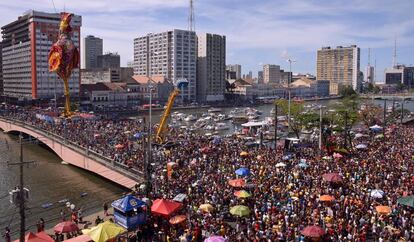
xmin=0 ymin=41 xmax=3 ymax=96
xmin=263 ymin=64 xmax=281 ymax=84
xmin=97 ymin=52 xmax=120 ymax=68
xmin=257 ymin=71 xmax=263 ymax=84
xmin=316 ymin=45 xmax=360 ymax=95
xmin=385 ymin=65 xmax=414 ymax=88
xmin=134 ymin=29 xmax=197 ymax=102
xmin=365 ymin=66 xmax=374 ymax=84
xmin=83 ymin=35 xmax=103 ymax=69
xmin=1 ymin=10 xmax=81 ymax=100
xmin=226 ymin=64 xmax=241 ymax=80
xmin=197 ymin=33 xmax=226 ymax=102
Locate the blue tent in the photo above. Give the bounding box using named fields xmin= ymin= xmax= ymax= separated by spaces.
xmin=235 ymin=167 xmax=250 ymax=176
xmin=111 ymin=195 xmax=146 ymax=230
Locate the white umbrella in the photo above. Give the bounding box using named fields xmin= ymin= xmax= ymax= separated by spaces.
xmin=276 ymin=162 xmax=286 ymax=168
xmin=354 ymin=133 xmax=364 ymax=139
xmin=370 ymin=124 xmax=383 ymax=130
xmin=370 ymin=189 xmax=384 ymax=198
xmin=355 ymin=144 xmax=367 ymax=149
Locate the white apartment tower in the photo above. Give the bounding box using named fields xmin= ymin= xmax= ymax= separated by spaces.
xmin=197 ymin=33 xmax=226 ymax=102
xmin=83 ymin=35 xmax=103 ymax=69
xmin=1 ymin=10 xmax=81 ymax=99
xmin=133 ymin=29 xmax=197 ymax=102
xmin=263 ymin=64 xmax=281 ymax=84
xmin=317 ymin=45 xmax=361 ymax=95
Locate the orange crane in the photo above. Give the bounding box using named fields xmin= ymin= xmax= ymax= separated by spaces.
xmin=155 ymin=80 xmax=188 ymax=143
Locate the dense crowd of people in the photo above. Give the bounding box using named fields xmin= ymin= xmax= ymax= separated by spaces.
xmin=1 ymin=106 xmax=414 ymax=241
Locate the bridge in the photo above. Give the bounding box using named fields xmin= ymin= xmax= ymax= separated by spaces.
xmin=0 ymin=117 xmax=143 ymax=189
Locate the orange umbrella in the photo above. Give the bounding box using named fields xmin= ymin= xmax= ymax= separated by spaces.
xmin=228 ymin=179 xmax=245 ymax=188
xmin=169 ymin=215 xmax=187 ymax=225
xmin=376 ymin=205 xmax=391 ymax=215
xmin=240 ymin=151 xmax=249 ymax=157
xmin=319 ymin=195 xmax=335 ymax=202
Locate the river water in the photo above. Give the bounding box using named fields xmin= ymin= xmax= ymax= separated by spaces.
xmin=1 ymin=98 xmax=413 ymax=238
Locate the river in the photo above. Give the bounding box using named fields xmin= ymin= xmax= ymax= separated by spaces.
xmin=1 ymin=98 xmax=413 ymax=238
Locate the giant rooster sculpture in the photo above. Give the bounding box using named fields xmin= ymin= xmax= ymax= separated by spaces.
xmin=48 ymin=13 xmax=79 ymax=117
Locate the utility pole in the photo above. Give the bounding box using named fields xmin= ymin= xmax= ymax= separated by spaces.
xmin=343 ymin=111 xmax=348 ymax=149
xmin=319 ymin=106 xmax=323 ymax=152
xmin=383 ymin=99 xmax=387 ymax=138
xmin=401 ymin=99 xmax=404 ymax=124
xmin=274 ymin=103 xmax=278 ymax=148
xmin=8 ymin=134 xmax=35 ymax=242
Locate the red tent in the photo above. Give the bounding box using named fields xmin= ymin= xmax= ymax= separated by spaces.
xmin=151 ymin=199 xmax=182 ymax=217
xmin=54 ymin=221 xmax=79 ymax=233
xmin=13 ymin=232 xmax=54 ymax=242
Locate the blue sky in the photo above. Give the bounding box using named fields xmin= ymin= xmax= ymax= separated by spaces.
xmin=1 ymin=0 xmax=414 ymax=82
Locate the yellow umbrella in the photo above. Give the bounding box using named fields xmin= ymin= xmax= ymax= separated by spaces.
xmin=199 ymin=204 xmax=214 ymax=213
xmin=82 ymin=221 xmax=126 ymax=242
xmin=230 ymin=205 xmax=250 ymax=217
xmin=234 ymin=190 xmax=251 ymax=198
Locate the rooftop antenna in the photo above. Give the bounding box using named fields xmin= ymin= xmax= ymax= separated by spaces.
xmin=51 ymin=0 xmax=57 ymax=13
xmin=188 ymin=0 xmax=195 ymax=32
xmin=393 ymin=37 xmax=397 ymax=68
xmin=374 ymin=58 xmax=377 ymax=84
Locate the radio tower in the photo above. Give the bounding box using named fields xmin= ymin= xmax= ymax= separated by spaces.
xmin=393 ymin=37 xmax=397 ymax=68
xmin=188 ymin=0 xmax=195 ymax=32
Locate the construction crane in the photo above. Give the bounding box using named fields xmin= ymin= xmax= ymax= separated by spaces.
xmin=155 ymin=79 xmax=188 ymax=143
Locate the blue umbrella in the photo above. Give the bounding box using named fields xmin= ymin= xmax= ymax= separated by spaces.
xmin=297 ymin=162 xmax=309 ymax=169
xmin=133 ymin=132 xmax=142 ymax=139
xmin=235 ymin=167 xmax=250 ymax=176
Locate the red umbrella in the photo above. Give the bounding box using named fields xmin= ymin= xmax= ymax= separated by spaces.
xmin=322 ymin=173 xmax=343 ymax=183
xmin=228 ymin=179 xmax=246 ymax=188
xmin=301 ymin=225 xmax=325 ymax=238
xmin=151 ymin=199 xmax=182 ymax=217
xmin=12 ymin=232 xmax=54 ymax=242
xmin=54 ymin=221 xmax=79 ymax=233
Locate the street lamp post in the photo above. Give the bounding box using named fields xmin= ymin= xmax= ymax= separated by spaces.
xmin=319 ymin=105 xmax=324 ymax=152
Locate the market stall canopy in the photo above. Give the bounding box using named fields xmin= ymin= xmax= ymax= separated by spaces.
xmin=13 ymin=232 xmax=54 ymax=242
xmin=82 ymin=221 xmax=126 ymax=242
xmin=151 ymin=199 xmax=182 ymax=217
xmin=111 ymin=195 xmax=146 ymax=212
xmin=63 ymin=234 xmax=93 ymax=242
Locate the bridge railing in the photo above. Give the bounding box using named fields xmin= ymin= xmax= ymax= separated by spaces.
xmin=0 ymin=117 xmax=144 ymax=182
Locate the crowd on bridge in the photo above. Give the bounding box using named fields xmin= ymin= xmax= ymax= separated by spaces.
xmin=1 ymin=106 xmax=414 ymax=241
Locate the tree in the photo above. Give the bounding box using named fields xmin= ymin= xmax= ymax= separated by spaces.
xmin=359 ymin=103 xmax=382 ymax=126
xmin=396 ymin=83 xmax=406 ymax=91
xmin=340 ymin=86 xmax=357 ymax=98
xmin=275 ymin=99 xmax=304 ymax=138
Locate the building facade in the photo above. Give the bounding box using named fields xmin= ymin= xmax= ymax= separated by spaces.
xmin=365 ymin=65 xmax=374 ymax=84
xmin=97 ymin=52 xmax=120 ymax=68
xmin=0 ymin=41 xmax=3 ymax=96
xmin=316 ymin=45 xmax=360 ymax=95
xmin=263 ymin=64 xmax=281 ymax=84
xmin=257 ymin=71 xmax=263 ymax=84
xmin=1 ymin=10 xmax=81 ymax=100
xmin=83 ymin=35 xmax=102 ymax=69
xmin=226 ymin=64 xmax=241 ymax=80
xmin=197 ymin=33 xmax=226 ymax=103
xmin=385 ymin=65 xmax=414 ymax=87
xmin=81 ymin=67 xmax=133 ymax=84
xmin=133 ymin=29 xmax=197 ymax=102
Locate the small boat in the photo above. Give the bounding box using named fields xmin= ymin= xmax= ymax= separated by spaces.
xmin=208 ymin=108 xmax=222 ymax=113
xmin=61 ymin=161 xmax=69 ymax=165
xmin=215 ymin=123 xmax=230 ymax=130
xmin=184 ymin=114 xmax=197 ymax=122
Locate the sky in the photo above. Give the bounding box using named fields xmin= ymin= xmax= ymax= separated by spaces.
xmin=1 ymin=0 xmax=414 ymax=82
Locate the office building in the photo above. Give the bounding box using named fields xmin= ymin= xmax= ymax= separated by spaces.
xmin=81 ymin=67 xmax=133 ymax=84
xmin=83 ymin=35 xmax=103 ymax=69
xmin=197 ymin=33 xmax=226 ymax=102
xmin=1 ymin=10 xmax=81 ymax=100
xmin=97 ymin=52 xmax=120 ymax=68
xmin=257 ymin=71 xmax=263 ymax=84
xmin=385 ymin=65 xmax=414 ymax=87
xmin=316 ymin=45 xmax=360 ymax=95
xmin=280 ymin=69 xmax=292 ymax=85
xmin=365 ymin=66 xmax=374 ymax=84
xmin=263 ymin=64 xmax=281 ymax=84
xmin=133 ymin=29 xmax=197 ymax=102
xmin=226 ymin=64 xmax=241 ymax=80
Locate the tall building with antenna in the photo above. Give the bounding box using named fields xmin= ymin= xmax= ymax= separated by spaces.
xmin=1 ymin=10 xmax=82 ymax=100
